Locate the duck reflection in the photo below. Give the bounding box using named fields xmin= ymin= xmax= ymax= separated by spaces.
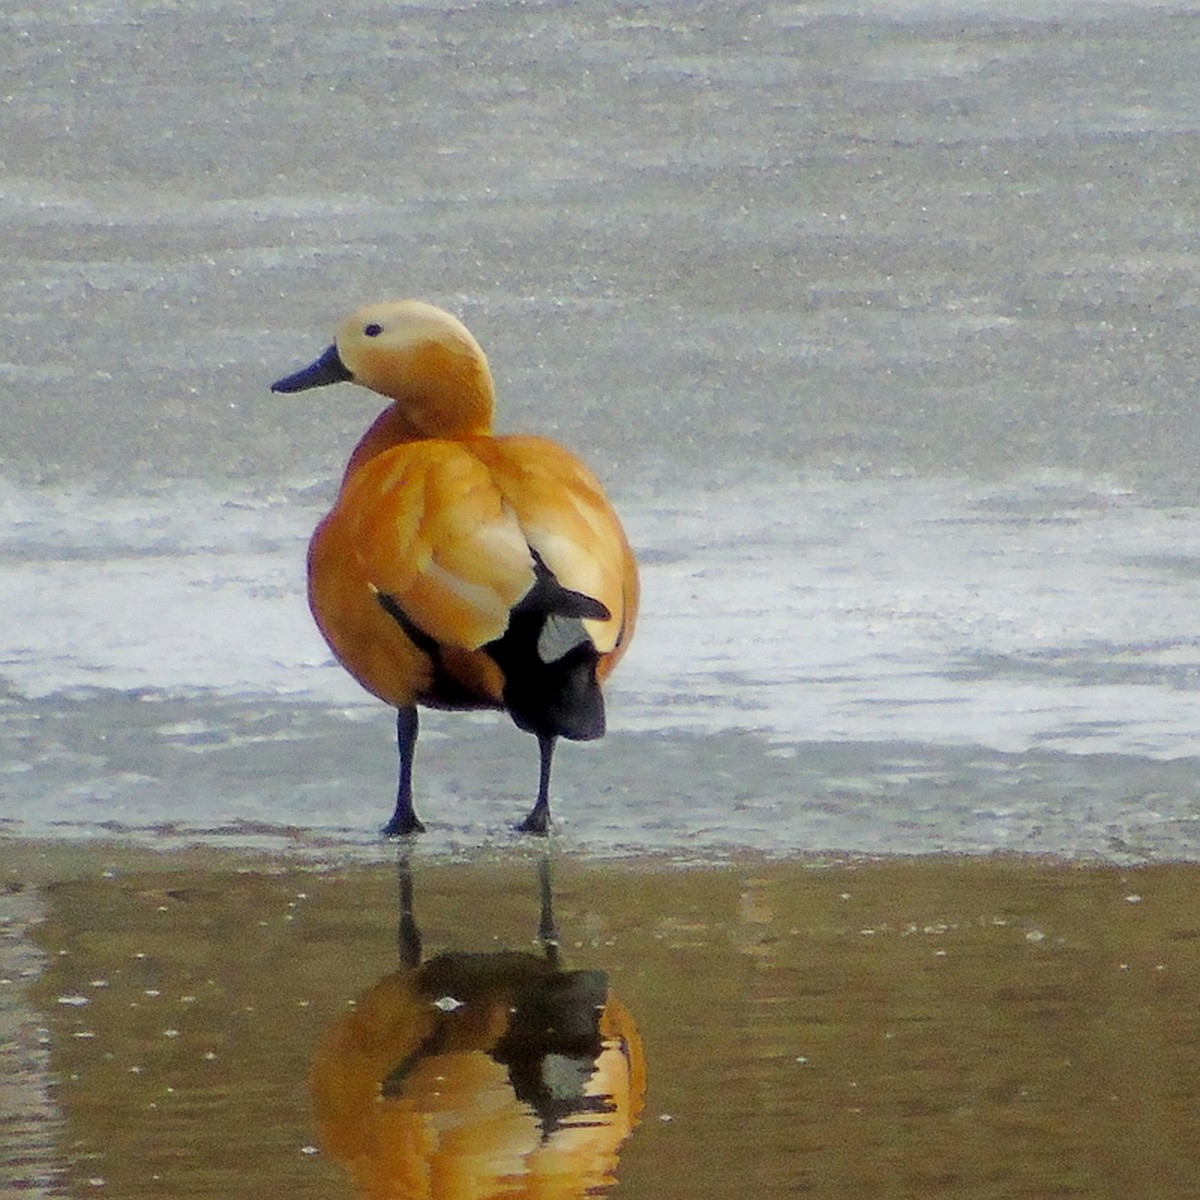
xmin=310 ymin=856 xmax=645 ymax=1199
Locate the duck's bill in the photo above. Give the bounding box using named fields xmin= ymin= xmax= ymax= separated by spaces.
xmin=271 ymin=344 xmax=353 ymax=393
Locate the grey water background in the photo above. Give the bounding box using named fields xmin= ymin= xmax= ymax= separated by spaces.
xmin=4 ymin=0 xmax=1200 ymax=858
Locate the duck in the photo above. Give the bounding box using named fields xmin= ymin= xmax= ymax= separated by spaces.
xmin=271 ymin=300 xmax=638 ymax=835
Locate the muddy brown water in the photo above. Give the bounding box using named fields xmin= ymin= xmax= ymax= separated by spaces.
xmin=3 ymin=843 xmax=1199 ymax=1198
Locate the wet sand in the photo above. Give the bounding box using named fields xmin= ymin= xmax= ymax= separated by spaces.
xmin=3 ymin=839 xmax=1199 ymax=1198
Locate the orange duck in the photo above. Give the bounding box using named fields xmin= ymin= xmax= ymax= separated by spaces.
xmin=272 ymin=301 xmax=638 ymax=835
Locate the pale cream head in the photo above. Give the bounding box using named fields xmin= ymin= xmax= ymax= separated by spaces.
xmin=334 ymin=300 xmax=496 ymax=437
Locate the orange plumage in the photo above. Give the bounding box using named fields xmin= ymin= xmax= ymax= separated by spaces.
xmin=272 ymin=301 xmax=638 ymax=834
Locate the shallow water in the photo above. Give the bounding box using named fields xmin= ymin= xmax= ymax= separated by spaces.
xmin=4 ymin=845 xmax=1200 ymax=1198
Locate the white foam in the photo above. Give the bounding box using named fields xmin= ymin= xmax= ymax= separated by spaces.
xmin=5 ymin=473 xmax=1200 ymax=758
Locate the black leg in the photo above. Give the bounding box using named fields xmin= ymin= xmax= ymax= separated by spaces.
xmin=516 ymin=732 xmax=556 ymax=835
xmin=382 ymin=706 xmax=425 ymax=836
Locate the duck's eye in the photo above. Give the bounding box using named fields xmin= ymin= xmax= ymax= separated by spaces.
xmin=363 ymin=323 xmax=383 ymax=337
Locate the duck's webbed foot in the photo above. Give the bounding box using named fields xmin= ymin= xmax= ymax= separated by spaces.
xmin=382 ymin=807 xmax=425 ymax=838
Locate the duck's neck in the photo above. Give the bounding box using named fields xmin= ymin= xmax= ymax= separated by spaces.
xmin=340 ymin=337 xmax=497 ymax=484
xmin=342 ymin=404 xmax=428 ymax=482
xmin=341 ymin=380 xmax=496 ymax=485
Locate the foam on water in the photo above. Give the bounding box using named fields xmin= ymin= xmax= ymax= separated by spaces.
xmin=5 ymin=472 xmax=1200 ymax=762
xmin=0 ymin=489 xmax=350 ymax=713
xmin=626 ymin=474 xmax=1200 ymax=758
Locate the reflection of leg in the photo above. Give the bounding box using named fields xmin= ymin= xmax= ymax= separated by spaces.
xmin=397 ymin=851 xmax=422 ymax=969
xmin=383 ymin=706 xmax=425 ymax=837
xmin=538 ymin=853 xmax=560 ymax=970
xmin=516 ymin=732 xmax=556 ymax=835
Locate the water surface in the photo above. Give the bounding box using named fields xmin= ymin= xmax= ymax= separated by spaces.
xmin=4 ymin=846 xmax=1200 ymax=1198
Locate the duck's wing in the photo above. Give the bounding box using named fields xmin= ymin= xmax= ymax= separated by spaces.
xmin=334 ymin=440 xmax=535 ymax=650
xmin=472 ymin=435 xmax=639 ymax=661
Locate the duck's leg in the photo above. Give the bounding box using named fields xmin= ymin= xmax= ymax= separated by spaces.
xmin=516 ymin=732 xmax=556 ymax=835
xmin=383 ymin=705 xmax=425 ymax=837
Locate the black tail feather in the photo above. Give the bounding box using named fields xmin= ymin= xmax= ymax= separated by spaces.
xmin=485 ymin=553 xmax=608 ymax=742
xmin=374 ymin=552 xmax=609 ymax=742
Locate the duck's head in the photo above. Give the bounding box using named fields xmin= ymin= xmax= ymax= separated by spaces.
xmin=272 ymin=300 xmax=495 ymax=437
